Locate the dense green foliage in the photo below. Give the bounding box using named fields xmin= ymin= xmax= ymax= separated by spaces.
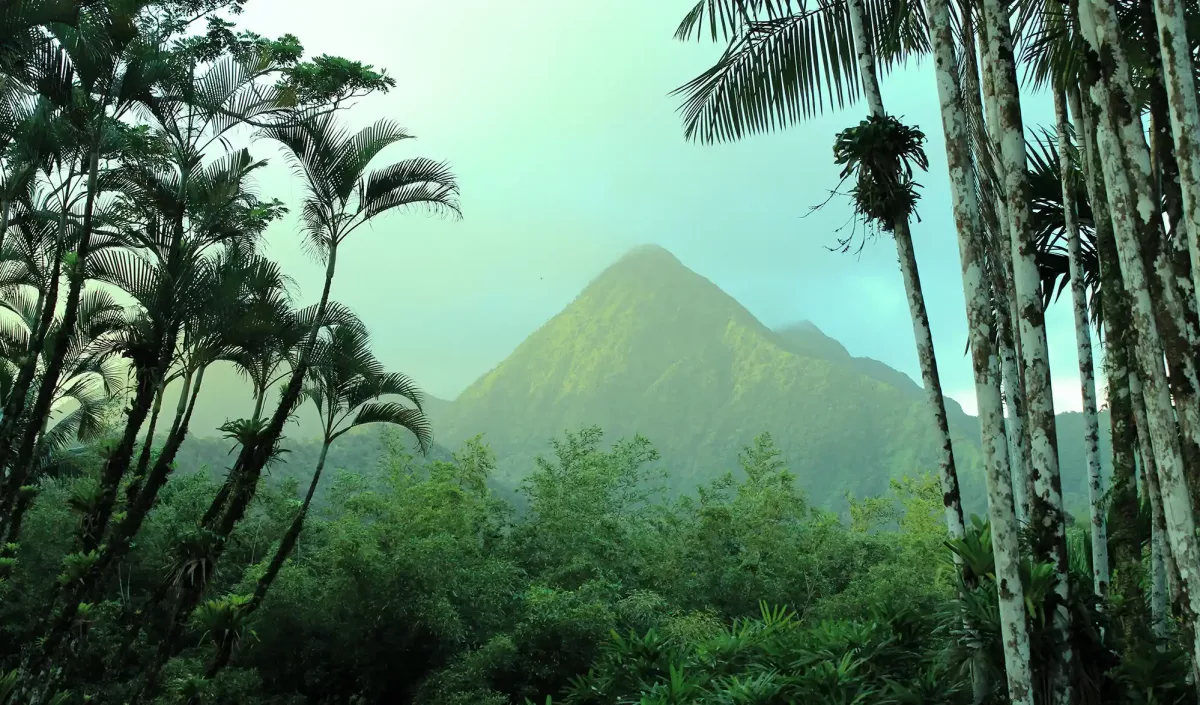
xmin=0 ymin=1 xmax=1185 ymax=703
xmin=3 ymin=427 xmax=1181 ymax=704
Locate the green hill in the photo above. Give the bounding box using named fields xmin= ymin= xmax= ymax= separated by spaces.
xmin=169 ymin=244 xmax=1114 ymax=513
xmin=433 ymin=245 xmax=996 ymax=507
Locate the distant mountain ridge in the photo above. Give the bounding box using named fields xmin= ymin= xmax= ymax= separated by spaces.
xmin=428 ymin=245 xmax=1110 ymax=511
xmin=430 ymin=245 xmax=988 ymax=506
xmin=173 ymin=244 xmax=1111 ymax=512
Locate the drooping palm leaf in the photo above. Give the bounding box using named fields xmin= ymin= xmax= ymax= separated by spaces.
xmin=672 ymin=0 xmax=931 ymax=143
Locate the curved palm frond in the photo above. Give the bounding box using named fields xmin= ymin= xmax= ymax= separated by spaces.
xmin=672 ymin=0 xmax=930 ymax=143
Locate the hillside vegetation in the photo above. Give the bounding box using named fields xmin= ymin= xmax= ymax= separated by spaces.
xmin=431 ymin=245 xmax=1110 ymax=512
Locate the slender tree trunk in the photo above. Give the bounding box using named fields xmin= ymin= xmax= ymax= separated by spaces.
xmin=1133 ymin=371 xmax=1171 ymax=639
xmin=1148 ymin=0 xmax=1200 ymax=314
xmin=1056 ymin=89 xmax=1111 ymax=594
xmin=1135 ymin=369 xmax=1195 ymax=663
xmin=141 ymin=246 xmax=341 ymax=699
xmin=1151 ymin=517 xmax=1170 ymax=640
xmin=923 ymin=0 xmax=1034 ymax=699
xmin=895 ymin=220 xmax=967 ymax=539
xmin=110 ymin=366 xmax=208 ymax=675
xmin=205 ymin=440 xmax=334 ymax=681
xmin=972 ymin=15 xmax=1037 ymax=521
xmin=976 ymin=3 xmax=1072 ymax=698
xmin=844 ymin=0 xmax=966 ymax=542
xmin=1081 ymin=0 xmax=1200 ymax=664
xmin=1072 ymin=70 xmax=1147 ymax=632
xmin=250 ymin=440 xmax=330 ymax=606
xmin=128 ymin=375 xmax=170 ymax=506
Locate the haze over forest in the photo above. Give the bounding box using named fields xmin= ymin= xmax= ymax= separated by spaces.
xmin=3 ymin=0 xmax=1193 ymax=702
xmin=174 ymin=243 xmax=1112 ymax=516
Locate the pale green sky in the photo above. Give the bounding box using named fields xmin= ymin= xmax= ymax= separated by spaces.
xmin=228 ymin=0 xmax=1091 ymax=417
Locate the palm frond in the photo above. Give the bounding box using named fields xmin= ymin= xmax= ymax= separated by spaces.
xmin=672 ymin=0 xmax=929 ymax=143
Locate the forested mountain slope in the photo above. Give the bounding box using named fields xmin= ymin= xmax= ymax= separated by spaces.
xmin=432 ymin=245 xmax=992 ymax=507
xmin=174 ymin=245 xmax=1111 ymax=513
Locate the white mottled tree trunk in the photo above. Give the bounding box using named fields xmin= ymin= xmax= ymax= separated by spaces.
xmin=1078 ymin=0 xmax=1200 ymax=664
xmin=1133 ymin=370 xmax=1171 ymax=640
xmin=895 ymin=220 xmax=968 ymax=540
xmin=1151 ymin=519 xmax=1170 ymax=641
xmin=1078 ymin=0 xmax=1200 ymax=453
xmin=966 ymin=16 xmax=1034 ymax=522
xmin=924 ymin=0 xmax=1034 ymax=700
xmin=845 ymin=0 xmax=966 ymax=542
xmin=1149 ymin=0 xmax=1200 ymax=312
xmin=1054 ymin=89 xmax=1110 ymax=595
xmin=976 ymin=2 xmax=1072 ymax=699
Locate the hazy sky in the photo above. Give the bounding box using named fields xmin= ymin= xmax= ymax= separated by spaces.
xmin=227 ymin=0 xmax=1092 ymax=417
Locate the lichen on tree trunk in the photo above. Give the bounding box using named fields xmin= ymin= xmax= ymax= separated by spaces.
xmin=923 ymin=0 xmax=1035 ymax=698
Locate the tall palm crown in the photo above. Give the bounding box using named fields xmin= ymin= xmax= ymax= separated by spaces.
xmin=304 ymin=323 xmax=431 ymax=452
xmin=672 ymin=0 xmax=931 ymax=142
xmin=262 ymin=110 xmax=460 ymax=261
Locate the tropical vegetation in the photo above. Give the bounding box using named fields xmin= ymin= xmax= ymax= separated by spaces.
xmin=0 ymin=0 xmax=1197 ymax=702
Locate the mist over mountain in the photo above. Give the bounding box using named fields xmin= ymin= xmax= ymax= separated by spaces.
xmin=173 ymin=244 xmax=1110 ymax=513
xmin=433 ymin=244 xmax=976 ymax=508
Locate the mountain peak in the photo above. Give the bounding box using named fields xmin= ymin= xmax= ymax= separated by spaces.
xmin=437 ymin=247 xmax=995 ymax=507
xmin=601 ymin=244 xmax=689 ymax=279
xmin=620 ymin=243 xmax=679 ymax=261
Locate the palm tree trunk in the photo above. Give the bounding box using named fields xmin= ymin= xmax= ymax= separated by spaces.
xmin=36 ymin=365 xmax=207 ymax=675
xmin=205 ymin=439 xmax=334 ymax=681
xmin=1080 ymin=0 xmax=1200 ymax=662
xmin=109 ymin=364 xmax=210 ymax=678
xmin=1132 ymin=366 xmax=1190 ymax=603
xmin=251 ymin=439 xmax=330 ymax=606
xmin=844 ymin=0 xmax=966 ymax=543
xmin=1147 ymin=0 xmax=1200 ymax=314
xmin=1132 ymin=371 xmax=1171 ymax=639
xmin=970 ymin=13 xmax=1036 ymax=520
xmin=923 ymin=0 xmax=1034 ymax=699
xmin=143 ymin=246 xmax=342 ymax=700
xmin=1055 ymin=89 xmax=1110 ymax=594
xmin=1151 ymin=516 xmax=1170 ymax=640
xmin=895 ymin=219 xmax=967 ymax=539
xmin=976 ymin=2 xmax=1072 ymax=698
xmin=127 ymin=374 xmax=171 ymax=506
xmin=1072 ymin=80 xmax=1147 ymax=627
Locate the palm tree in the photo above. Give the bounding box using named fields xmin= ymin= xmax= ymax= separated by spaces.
xmin=137 ymin=110 xmax=458 ymax=699
xmin=203 ymin=322 xmax=431 ymax=678
xmin=1048 ymin=90 xmax=1109 ymax=595
xmin=1073 ymin=0 xmax=1200 ymax=666
xmin=25 ymin=148 xmax=292 ymax=676
xmin=919 ymin=0 xmax=1035 ymax=700
xmin=974 ymin=5 xmax=1074 ymax=698
xmin=673 ymin=0 xmax=967 ymax=554
xmin=211 ymin=111 xmax=457 ymax=530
